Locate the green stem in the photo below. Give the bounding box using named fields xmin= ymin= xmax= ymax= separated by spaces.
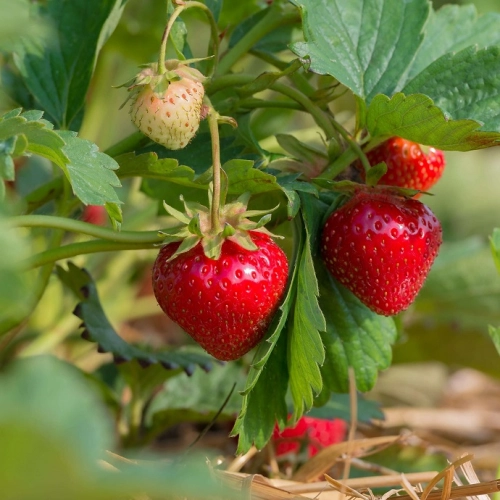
xmin=11 ymin=215 xmax=165 ymax=244
xmin=103 ymin=131 xmax=150 ymax=158
xmin=158 ymin=1 xmax=219 ymax=76
xmin=25 ymin=240 xmax=159 ymax=270
xmin=327 ymin=117 xmax=371 ymax=174
xmin=250 ymin=49 xmax=317 ymax=99
xmin=270 ymin=82 xmax=337 ymax=139
xmin=320 ymin=148 xmax=358 ymax=180
xmin=216 ymin=5 xmax=300 ymax=76
xmin=237 ymin=98 xmax=301 ymax=111
xmin=206 ymin=101 xmax=222 ymax=233
xmin=208 ymin=74 xmax=336 ymax=139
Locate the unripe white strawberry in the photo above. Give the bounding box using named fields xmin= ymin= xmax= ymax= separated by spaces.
xmin=127 ymin=62 xmax=205 ymax=150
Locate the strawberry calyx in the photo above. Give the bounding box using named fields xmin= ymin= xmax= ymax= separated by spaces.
xmin=158 ymin=189 xmax=281 ymax=262
xmin=118 ymin=59 xmax=208 ymax=109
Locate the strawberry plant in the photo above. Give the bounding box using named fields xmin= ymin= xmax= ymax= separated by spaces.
xmin=2 ymin=0 xmax=500 ymax=496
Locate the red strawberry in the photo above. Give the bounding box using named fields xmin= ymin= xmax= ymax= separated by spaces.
xmin=321 ymin=188 xmax=442 ymax=316
xmin=364 ymin=137 xmax=445 ymax=193
xmin=273 ymin=417 xmax=346 ymax=457
xmin=127 ymin=62 xmax=205 ymax=150
xmin=82 ymin=205 xmax=107 ymax=226
xmin=152 ymin=231 xmax=288 ymax=361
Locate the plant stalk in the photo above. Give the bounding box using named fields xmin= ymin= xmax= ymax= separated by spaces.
xmin=11 ymin=215 xmax=166 ymax=244
xmin=158 ymin=1 xmax=219 ymax=76
xmin=24 ymin=240 xmax=160 ymax=270
xmin=206 ymin=101 xmax=222 ymax=233
xmin=216 ymin=5 xmax=300 ymax=76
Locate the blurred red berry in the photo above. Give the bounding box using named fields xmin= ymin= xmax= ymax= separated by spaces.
xmin=272 ymin=416 xmax=347 ymax=457
xmin=82 ymin=205 xmax=107 ymax=226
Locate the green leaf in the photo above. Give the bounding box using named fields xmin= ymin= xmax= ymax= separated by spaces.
xmin=408 ymin=4 xmax=500 ymax=80
xmin=403 ymin=46 xmax=500 ymax=133
xmin=365 ymin=162 xmax=387 ymax=186
xmin=290 ymin=0 xmax=430 ymax=102
xmin=232 ymin=332 xmax=289 ymax=454
xmin=0 ymin=210 xmax=31 ymax=327
xmin=0 ymin=356 xmax=229 ymax=500
xmin=415 ymin=239 xmax=500 ymax=329
xmin=14 ymin=0 xmax=127 ymax=130
xmin=232 ymin=216 xmax=307 ymax=453
xmin=229 ymin=5 xmax=296 ymax=54
xmin=145 ymin=362 xmax=246 ymax=442
xmin=367 ymin=93 xmax=500 ymax=151
xmin=0 ymin=109 xmax=69 ymax=167
xmin=0 ymin=0 xmax=50 ymax=52
xmin=56 ymin=131 xmax=122 ymax=211
xmin=224 ymin=159 xmax=282 ymax=194
xmin=488 ymin=325 xmax=500 ymax=357
xmin=236 ymin=60 xmax=303 ymax=98
xmin=63 ymin=263 xmax=216 ymax=375
xmin=317 ymin=260 xmax=398 ymax=393
xmin=0 ymin=356 xmax=113 ymax=463
xmin=288 ymin=193 xmax=326 ymax=419
xmin=205 ymin=0 xmax=223 ymax=21
xmin=490 ymin=228 xmax=500 ymax=274
xmin=117 ymin=151 xmax=198 ymax=185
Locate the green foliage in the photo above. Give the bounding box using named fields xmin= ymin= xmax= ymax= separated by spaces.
xmin=0 ymin=211 xmax=30 ymax=324
xmin=63 ymin=262 xmax=216 ymax=374
xmin=317 ymin=265 xmax=397 ymax=392
xmin=14 ymin=0 xmax=128 ymax=130
xmin=292 ymin=0 xmax=500 ymax=146
xmin=0 ymin=356 xmax=229 ymax=499
xmin=288 ymin=194 xmax=326 ymax=419
xmin=367 ymin=94 xmax=500 ymax=150
xmin=145 ymin=362 xmax=246 ymax=442
xmin=291 ymin=0 xmax=430 ymax=102
xmin=3 ymin=0 xmax=500 ymax=473
xmin=490 ymin=228 xmax=500 ymax=273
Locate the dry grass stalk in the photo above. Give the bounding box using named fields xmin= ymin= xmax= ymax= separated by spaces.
xmin=392 ymin=479 xmax=500 ymax=500
xmin=219 ymin=472 xmax=310 ymax=499
xmin=291 ymin=435 xmax=401 ymax=483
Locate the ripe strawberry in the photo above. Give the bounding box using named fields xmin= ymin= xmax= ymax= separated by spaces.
xmin=321 ymin=188 xmax=442 ymax=316
xmin=127 ymin=62 xmax=205 ymax=150
xmin=82 ymin=205 xmax=106 ymax=226
xmin=364 ymin=137 xmax=445 ymax=193
xmin=152 ymin=231 xmax=288 ymax=361
xmin=273 ymin=417 xmax=346 ymax=457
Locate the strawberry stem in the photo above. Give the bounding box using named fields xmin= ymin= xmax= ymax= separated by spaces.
xmin=158 ymin=1 xmax=219 ymax=76
xmin=206 ymin=99 xmax=222 ymax=234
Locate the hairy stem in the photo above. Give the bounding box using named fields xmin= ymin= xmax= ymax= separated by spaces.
xmin=24 ymin=240 xmax=159 ymax=270
xmin=270 ymin=82 xmax=337 ymax=139
xmin=103 ymin=131 xmax=150 ymax=158
xmin=11 ymin=215 xmax=166 ymax=244
xmin=206 ymin=101 xmax=222 ymax=233
xmin=158 ymin=1 xmax=219 ymax=76
xmin=320 ymin=149 xmax=358 ymax=180
xmin=216 ymin=5 xmax=300 ymax=76
xmin=327 ymin=117 xmax=372 ymax=174
xmin=208 ymin=74 xmax=337 ymax=139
